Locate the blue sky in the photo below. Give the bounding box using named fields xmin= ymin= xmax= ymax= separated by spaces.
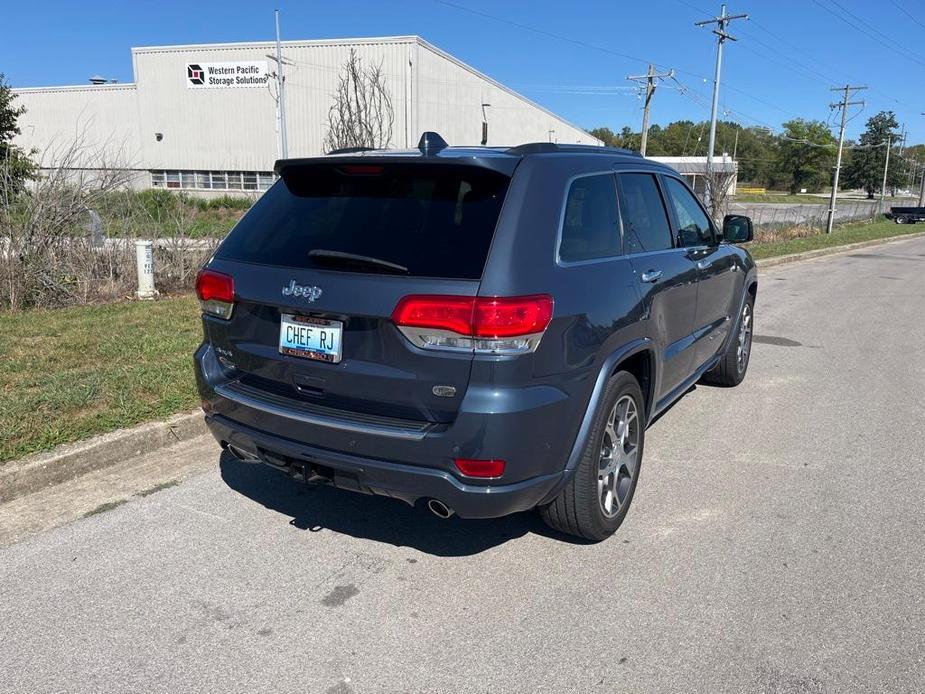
xmin=3 ymin=0 xmax=925 ymax=144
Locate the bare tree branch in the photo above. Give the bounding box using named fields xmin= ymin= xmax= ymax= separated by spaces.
xmin=324 ymin=49 xmax=394 ymax=152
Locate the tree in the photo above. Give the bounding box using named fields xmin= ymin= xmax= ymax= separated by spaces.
xmin=777 ymin=119 xmax=836 ymax=194
xmin=844 ymin=111 xmax=901 ymax=198
xmin=0 ymin=72 xmax=36 ymax=200
xmin=323 ymin=50 xmax=394 ymax=152
xmin=588 ymin=127 xmax=620 ymax=147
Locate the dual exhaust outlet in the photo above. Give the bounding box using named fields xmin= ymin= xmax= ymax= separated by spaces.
xmin=225 ymin=442 xmax=456 ymax=519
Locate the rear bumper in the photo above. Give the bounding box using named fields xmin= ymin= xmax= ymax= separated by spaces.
xmin=195 ymin=343 xmax=585 ymax=518
xmin=205 ymin=414 xmax=563 ymax=518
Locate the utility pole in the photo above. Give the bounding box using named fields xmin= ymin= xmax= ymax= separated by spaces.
xmin=879 ymin=133 xmax=892 ymax=212
xmin=626 ymin=64 xmax=674 ymax=157
xmin=825 ymin=85 xmax=866 ymax=234
xmin=274 ymin=9 xmax=289 ymax=159
xmin=919 ymin=164 xmax=925 ymax=207
xmin=695 ymin=4 xmax=748 ymax=205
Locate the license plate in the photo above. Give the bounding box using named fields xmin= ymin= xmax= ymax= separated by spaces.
xmin=279 ymin=314 xmax=343 ymax=363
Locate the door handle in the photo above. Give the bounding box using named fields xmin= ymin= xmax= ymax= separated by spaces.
xmin=640 ymin=269 xmax=662 ymax=283
xmin=696 ymin=260 xmax=710 ymax=271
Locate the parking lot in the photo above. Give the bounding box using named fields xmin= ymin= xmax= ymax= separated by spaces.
xmin=1 ymin=237 xmax=924 ymax=693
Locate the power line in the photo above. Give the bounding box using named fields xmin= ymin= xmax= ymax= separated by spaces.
xmin=671 ymin=0 xmax=842 ymax=86
xmin=810 ymin=0 xmax=925 ymax=70
xmin=889 ymin=0 xmax=925 ymax=33
xmin=430 ymin=0 xmax=653 ymax=67
xmin=431 ymin=0 xmax=800 ymax=134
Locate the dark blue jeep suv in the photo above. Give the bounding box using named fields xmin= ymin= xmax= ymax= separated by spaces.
xmin=195 ymin=133 xmax=757 ymax=541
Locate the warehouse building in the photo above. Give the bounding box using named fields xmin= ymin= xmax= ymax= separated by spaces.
xmin=649 ymin=155 xmax=739 ymax=196
xmin=13 ymin=36 xmax=600 ymax=195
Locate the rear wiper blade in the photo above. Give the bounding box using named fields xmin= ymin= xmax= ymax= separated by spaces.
xmin=307 ymin=249 xmax=409 ymax=274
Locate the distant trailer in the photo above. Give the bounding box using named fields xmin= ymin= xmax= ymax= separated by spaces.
xmin=885 ymin=206 xmax=925 ymax=224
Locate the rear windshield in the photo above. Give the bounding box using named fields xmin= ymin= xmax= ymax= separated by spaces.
xmin=215 ymin=163 xmax=511 ymax=279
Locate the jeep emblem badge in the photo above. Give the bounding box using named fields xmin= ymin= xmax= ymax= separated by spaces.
xmin=282 ymin=280 xmax=323 ymax=302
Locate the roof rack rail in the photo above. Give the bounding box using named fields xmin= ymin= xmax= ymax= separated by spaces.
xmin=327 ymin=146 xmax=377 ymax=155
xmin=506 ymin=142 xmax=643 ymax=157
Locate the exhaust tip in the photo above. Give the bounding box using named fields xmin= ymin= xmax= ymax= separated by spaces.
xmin=226 ymin=444 xmax=260 ymax=463
xmin=427 ymin=499 xmax=454 ymax=519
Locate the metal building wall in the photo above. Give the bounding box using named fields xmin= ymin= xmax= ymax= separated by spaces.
xmin=13 ymin=35 xmax=601 ymax=181
xmin=13 ymin=84 xmax=142 ymax=168
xmin=413 ymin=39 xmax=600 ymax=147
xmin=132 ymin=37 xmax=417 ymax=171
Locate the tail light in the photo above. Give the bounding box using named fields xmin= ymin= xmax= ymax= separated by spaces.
xmin=454 ymin=458 xmax=506 ymax=478
xmin=195 ymin=269 xmax=235 ymax=319
xmin=392 ymin=294 xmax=553 ymax=354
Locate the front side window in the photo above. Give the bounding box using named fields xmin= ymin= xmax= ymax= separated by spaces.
xmin=559 ymin=174 xmax=620 ymax=262
xmin=617 ymin=173 xmax=673 ymax=254
xmin=664 ymin=176 xmax=714 ymax=247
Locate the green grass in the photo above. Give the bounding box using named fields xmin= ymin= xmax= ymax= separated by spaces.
xmin=0 ymin=295 xmax=202 ymax=464
xmin=0 ymin=218 xmax=920 ymax=464
xmin=95 ymin=189 xmax=249 ymax=239
xmin=748 ymin=219 xmax=922 ymax=260
xmin=734 ymin=193 xmax=831 ymax=204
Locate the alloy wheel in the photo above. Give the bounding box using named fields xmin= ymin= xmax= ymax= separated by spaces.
xmin=737 ymin=302 xmax=753 ymax=372
xmin=598 ymin=394 xmax=640 ymax=518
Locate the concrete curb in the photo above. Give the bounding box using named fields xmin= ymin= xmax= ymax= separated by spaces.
xmin=755 ymin=230 xmax=925 ymax=269
xmin=0 ymin=411 xmax=208 ymax=504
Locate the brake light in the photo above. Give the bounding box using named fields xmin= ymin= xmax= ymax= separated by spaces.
xmin=472 ymin=296 xmax=554 ymax=338
xmin=338 ymin=165 xmax=384 ymax=175
xmin=195 ymin=269 xmax=235 ymax=319
xmin=392 ymin=294 xmax=553 ymax=354
xmin=454 ymin=458 xmax=506 ymax=478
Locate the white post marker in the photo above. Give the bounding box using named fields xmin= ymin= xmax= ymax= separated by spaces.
xmin=135 ymin=240 xmax=158 ymax=300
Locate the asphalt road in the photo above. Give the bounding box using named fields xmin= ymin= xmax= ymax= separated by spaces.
xmin=2 ymin=237 xmax=924 ymax=693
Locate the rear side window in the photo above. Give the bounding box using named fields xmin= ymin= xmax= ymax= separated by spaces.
xmin=216 ymin=163 xmax=510 ymax=279
xmin=663 ymin=176 xmax=714 ymax=247
xmin=559 ymin=174 xmax=620 ymax=262
xmin=617 ymin=173 xmax=673 ymax=254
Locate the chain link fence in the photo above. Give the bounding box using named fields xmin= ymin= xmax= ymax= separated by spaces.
xmin=728 ymin=198 xmax=914 ymax=242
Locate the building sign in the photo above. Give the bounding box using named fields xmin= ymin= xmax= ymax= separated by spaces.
xmin=186 ymin=61 xmax=270 ymax=89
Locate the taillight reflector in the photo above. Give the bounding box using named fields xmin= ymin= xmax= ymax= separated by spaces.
xmin=454 ymin=458 xmax=506 ymax=478
xmin=391 ymin=294 xmax=553 ymax=338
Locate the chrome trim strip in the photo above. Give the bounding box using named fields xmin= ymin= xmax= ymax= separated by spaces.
xmin=214 ymin=383 xmax=430 ymax=441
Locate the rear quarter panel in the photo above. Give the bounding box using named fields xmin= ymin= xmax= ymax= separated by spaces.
xmin=475 ymin=155 xmax=654 ymax=475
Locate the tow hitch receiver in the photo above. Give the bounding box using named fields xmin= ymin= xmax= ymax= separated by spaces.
xmin=287 ymin=460 xmax=335 ymax=486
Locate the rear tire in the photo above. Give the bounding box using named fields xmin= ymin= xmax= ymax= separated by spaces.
xmin=540 ymin=371 xmax=645 ymax=542
xmin=702 ymin=292 xmax=754 ymax=387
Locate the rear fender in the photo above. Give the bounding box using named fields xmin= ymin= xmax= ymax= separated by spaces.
xmin=536 ymin=338 xmax=655 ymax=506
xmin=720 ymin=269 xmax=757 ymax=355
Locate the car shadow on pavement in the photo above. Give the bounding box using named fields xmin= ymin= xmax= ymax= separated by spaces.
xmin=218 ymin=451 xmax=587 ymax=556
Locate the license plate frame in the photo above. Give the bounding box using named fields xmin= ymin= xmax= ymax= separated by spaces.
xmin=278 ymin=313 xmax=343 ymax=364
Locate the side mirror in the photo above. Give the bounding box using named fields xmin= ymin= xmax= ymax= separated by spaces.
xmin=723 ymin=214 xmax=753 ymax=243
